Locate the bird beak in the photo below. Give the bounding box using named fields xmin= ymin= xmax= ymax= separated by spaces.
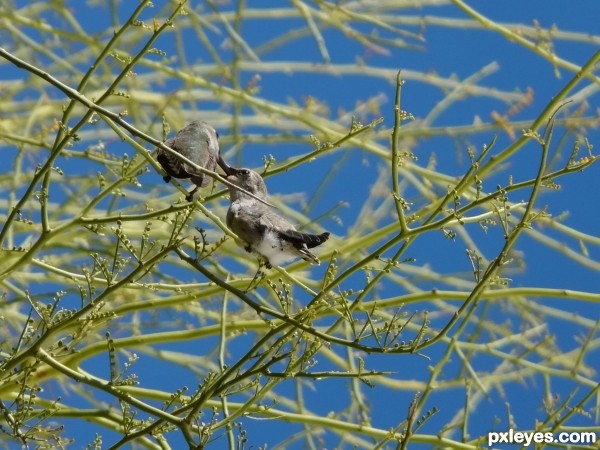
xmin=217 ymin=156 xmax=234 ymax=176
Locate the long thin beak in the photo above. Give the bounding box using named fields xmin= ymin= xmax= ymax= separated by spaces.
xmin=217 ymin=155 xmax=234 ymax=176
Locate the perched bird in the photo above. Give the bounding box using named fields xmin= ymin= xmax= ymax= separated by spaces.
xmin=157 ymin=121 xmax=232 ymax=200
xmin=226 ymin=168 xmax=330 ymax=267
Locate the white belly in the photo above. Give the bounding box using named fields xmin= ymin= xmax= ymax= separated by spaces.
xmin=255 ymin=229 xmax=296 ymax=266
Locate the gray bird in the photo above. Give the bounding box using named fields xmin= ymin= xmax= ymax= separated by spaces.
xmin=157 ymin=121 xmax=232 ymax=200
xmin=226 ymin=168 xmax=330 ymax=268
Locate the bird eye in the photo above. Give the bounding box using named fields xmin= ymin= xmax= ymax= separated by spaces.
xmin=240 ymin=169 xmax=250 ymax=176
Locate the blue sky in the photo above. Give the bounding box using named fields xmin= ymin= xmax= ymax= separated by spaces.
xmin=1 ymin=1 xmax=599 ymax=449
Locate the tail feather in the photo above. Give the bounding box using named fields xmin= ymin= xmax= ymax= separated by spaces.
xmin=277 ymin=230 xmax=330 ymax=249
xmin=298 ymin=248 xmax=320 ymax=265
xmin=305 ymin=231 xmax=330 ymax=249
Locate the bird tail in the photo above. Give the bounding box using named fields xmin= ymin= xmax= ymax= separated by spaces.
xmin=278 ymin=230 xmax=330 ymax=249
xmin=298 ymin=248 xmax=321 ymax=265
xmin=304 ymin=231 xmax=330 ymax=249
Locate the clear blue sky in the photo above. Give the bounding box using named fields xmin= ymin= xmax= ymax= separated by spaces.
xmin=1 ymin=1 xmax=599 ymax=448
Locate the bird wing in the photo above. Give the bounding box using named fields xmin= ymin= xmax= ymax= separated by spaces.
xmin=173 ymin=127 xmax=219 ymax=187
xmin=258 ymin=210 xmax=294 ymax=233
xmin=157 ymin=139 xmax=190 ymax=178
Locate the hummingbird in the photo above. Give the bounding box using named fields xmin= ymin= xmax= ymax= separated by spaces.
xmin=157 ymin=121 xmax=232 ymax=200
xmin=226 ymin=168 xmax=330 ymax=268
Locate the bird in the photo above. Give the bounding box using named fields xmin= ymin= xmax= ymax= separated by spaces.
xmin=157 ymin=120 xmax=232 ymax=200
xmin=225 ymin=167 xmax=330 ymax=268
